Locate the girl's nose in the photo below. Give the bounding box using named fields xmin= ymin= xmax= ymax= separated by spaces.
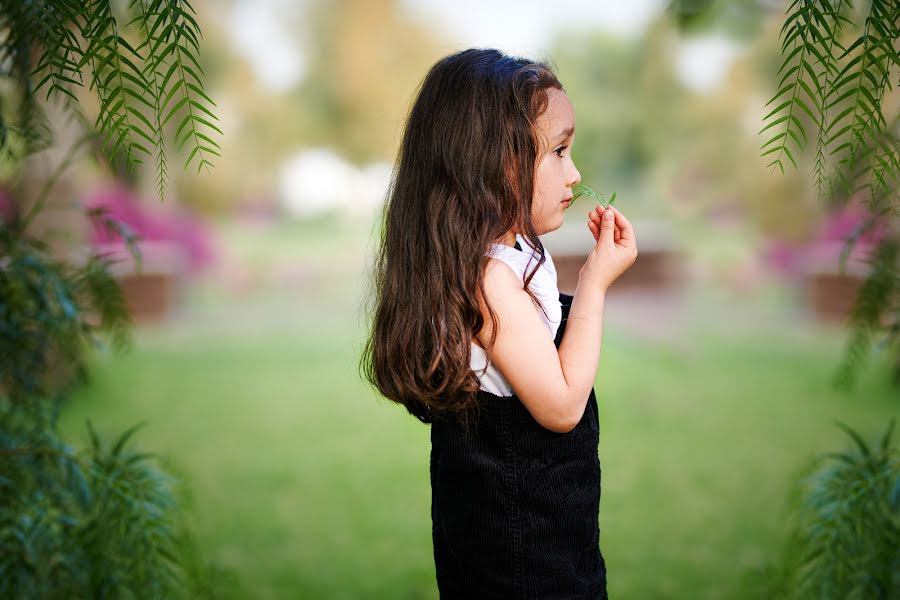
xmin=569 ymin=165 xmax=581 ymax=187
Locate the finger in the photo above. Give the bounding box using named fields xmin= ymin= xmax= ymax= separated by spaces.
xmin=609 ymin=205 xmax=628 ymax=224
xmin=592 ymin=206 xmax=620 ymax=243
xmin=609 ymin=206 xmax=634 ymax=243
xmin=587 ymin=220 xmax=600 ymax=242
xmin=599 ymin=207 xmax=615 ymax=245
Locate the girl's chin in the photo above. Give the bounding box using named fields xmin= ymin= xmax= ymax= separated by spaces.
xmin=546 ymin=216 xmax=565 ymax=233
xmin=529 ymin=214 xmax=565 ymax=236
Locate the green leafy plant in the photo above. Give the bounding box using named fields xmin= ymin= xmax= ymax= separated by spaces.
xmin=0 ymin=398 xmax=216 ymax=598
xmin=570 ymin=183 xmax=617 ymax=209
xmin=750 ymin=3 xmax=900 ymax=596
xmin=0 ymin=219 xmax=202 ymax=597
xmin=0 ymin=1 xmax=224 ymax=595
xmin=753 ymin=419 xmax=900 ymax=599
xmin=0 ymin=223 xmax=133 ymax=403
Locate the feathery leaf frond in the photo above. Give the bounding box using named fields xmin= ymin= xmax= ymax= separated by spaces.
xmin=826 ymin=2 xmax=897 ymax=201
xmin=0 ymin=0 xmax=221 ymax=199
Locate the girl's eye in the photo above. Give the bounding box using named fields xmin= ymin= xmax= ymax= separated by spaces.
xmin=554 ymin=145 xmax=568 ymax=157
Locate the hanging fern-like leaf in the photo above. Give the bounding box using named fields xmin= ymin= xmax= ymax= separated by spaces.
xmin=79 ymin=0 xmax=155 ymax=171
xmin=131 ymin=0 xmax=170 ymax=199
xmin=131 ymin=0 xmax=222 ymax=181
xmin=863 ymin=124 xmax=900 ymax=210
xmin=810 ymin=0 xmax=853 ymax=201
xmin=760 ymin=0 xmax=826 ymax=174
xmin=825 ymin=1 xmax=897 ymax=202
xmin=0 ymin=0 xmax=221 ymax=200
xmin=29 ymin=0 xmax=86 ymax=112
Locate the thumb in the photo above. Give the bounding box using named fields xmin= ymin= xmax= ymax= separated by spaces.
xmin=599 ymin=208 xmax=615 ymax=243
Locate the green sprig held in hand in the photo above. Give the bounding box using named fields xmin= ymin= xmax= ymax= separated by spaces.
xmin=570 ymin=183 xmax=617 ymax=209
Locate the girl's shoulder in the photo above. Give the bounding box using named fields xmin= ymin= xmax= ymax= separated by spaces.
xmin=481 ymin=255 xmax=523 ymax=299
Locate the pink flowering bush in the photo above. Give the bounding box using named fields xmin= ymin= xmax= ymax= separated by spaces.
xmin=764 ymin=205 xmax=889 ymax=278
xmin=85 ymin=184 xmax=215 ymax=273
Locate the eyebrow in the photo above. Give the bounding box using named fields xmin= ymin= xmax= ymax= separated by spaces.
xmin=557 ymin=126 xmax=575 ymax=141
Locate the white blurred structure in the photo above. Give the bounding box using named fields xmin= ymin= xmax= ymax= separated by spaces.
xmin=227 ymin=0 xmax=308 ymax=93
xmin=675 ymin=34 xmax=746 ymax=93
xmin=404 ymin=0 xmax=666 ymax=51
xmin=278 ymin=148 xmax=392 ymax=218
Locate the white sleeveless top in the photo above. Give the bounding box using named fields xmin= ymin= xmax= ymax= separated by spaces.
xmin=470 ymin=233 xmax=562 ymax=397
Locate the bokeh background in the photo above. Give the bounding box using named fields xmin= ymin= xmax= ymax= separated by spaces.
xmin=9 ymin=0 xmax=896 ymax=597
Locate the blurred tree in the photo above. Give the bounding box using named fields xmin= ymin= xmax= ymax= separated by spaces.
xmin=294 ymin=0 xmax=448 ymax=164
xmin=668 ymin=0 xmax=774 ymax=40
xmin=553 ymin=34 xmax=652 ymax=189
xmin=551 ymin=22 xmax=691 ymax=211
xmin=551 ymin=17 xmax=808 ymax=234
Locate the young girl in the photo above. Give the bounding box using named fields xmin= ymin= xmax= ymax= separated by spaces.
xmin=361 ymin=48 xmax=637 ymax=599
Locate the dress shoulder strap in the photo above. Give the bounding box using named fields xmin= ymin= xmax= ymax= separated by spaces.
xmin=482 ymin=234 xmax=562 ymax=339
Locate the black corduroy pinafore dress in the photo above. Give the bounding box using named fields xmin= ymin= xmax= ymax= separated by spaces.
xmin=430 ymin=291 xmax=608 ymax=600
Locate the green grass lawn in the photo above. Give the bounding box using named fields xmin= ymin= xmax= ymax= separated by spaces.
xmin=57 ymin=216 xmax=896 ymax=599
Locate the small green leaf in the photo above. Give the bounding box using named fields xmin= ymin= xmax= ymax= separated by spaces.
xmin=759 ymin=115 xmax=790 ymax=135
xmin=761 ymin=132 xmax=788 ymax=149
xmin=763 ymin=100 xmax=792 ymax=122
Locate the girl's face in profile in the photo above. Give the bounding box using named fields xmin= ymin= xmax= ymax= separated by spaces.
xmin=530 ymin=88 xmax=581 ymax=235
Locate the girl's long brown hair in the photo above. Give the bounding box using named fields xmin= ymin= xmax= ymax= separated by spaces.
xmin=360 ymin=48 xmax=563 ymax=426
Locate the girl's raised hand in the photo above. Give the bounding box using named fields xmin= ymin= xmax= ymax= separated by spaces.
xmin=582 ymin=205 xmax=637 ymax=292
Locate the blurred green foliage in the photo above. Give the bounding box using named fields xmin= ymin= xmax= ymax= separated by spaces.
xmin=756 ymin=421 xmax=900 ymax=599
xmin=1 ymin=403 xmax=182 ymax=598
xmin=0 ymin=225 xmax=131 ymax=401
xmin=0 ymin=223 xmax=212 ymax=598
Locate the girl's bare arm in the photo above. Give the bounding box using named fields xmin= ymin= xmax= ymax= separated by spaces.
xmin=476 ymin=206 xmax=635 ymax=433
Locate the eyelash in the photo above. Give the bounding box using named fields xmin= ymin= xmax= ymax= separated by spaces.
xmin=554 ymin=145 xmax=568 ymax=157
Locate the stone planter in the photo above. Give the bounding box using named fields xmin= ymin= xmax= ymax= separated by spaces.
xmin=799 ymin=242 xmax=872 ymax=325
xmin=92 ymin=241 xmax=187 ymax=324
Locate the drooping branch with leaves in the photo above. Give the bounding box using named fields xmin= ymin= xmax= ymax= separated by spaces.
xmin=0 ymin=0 xmax=222 ymax=199
xmin=760 ymin=0 xmax=899 ymax=391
